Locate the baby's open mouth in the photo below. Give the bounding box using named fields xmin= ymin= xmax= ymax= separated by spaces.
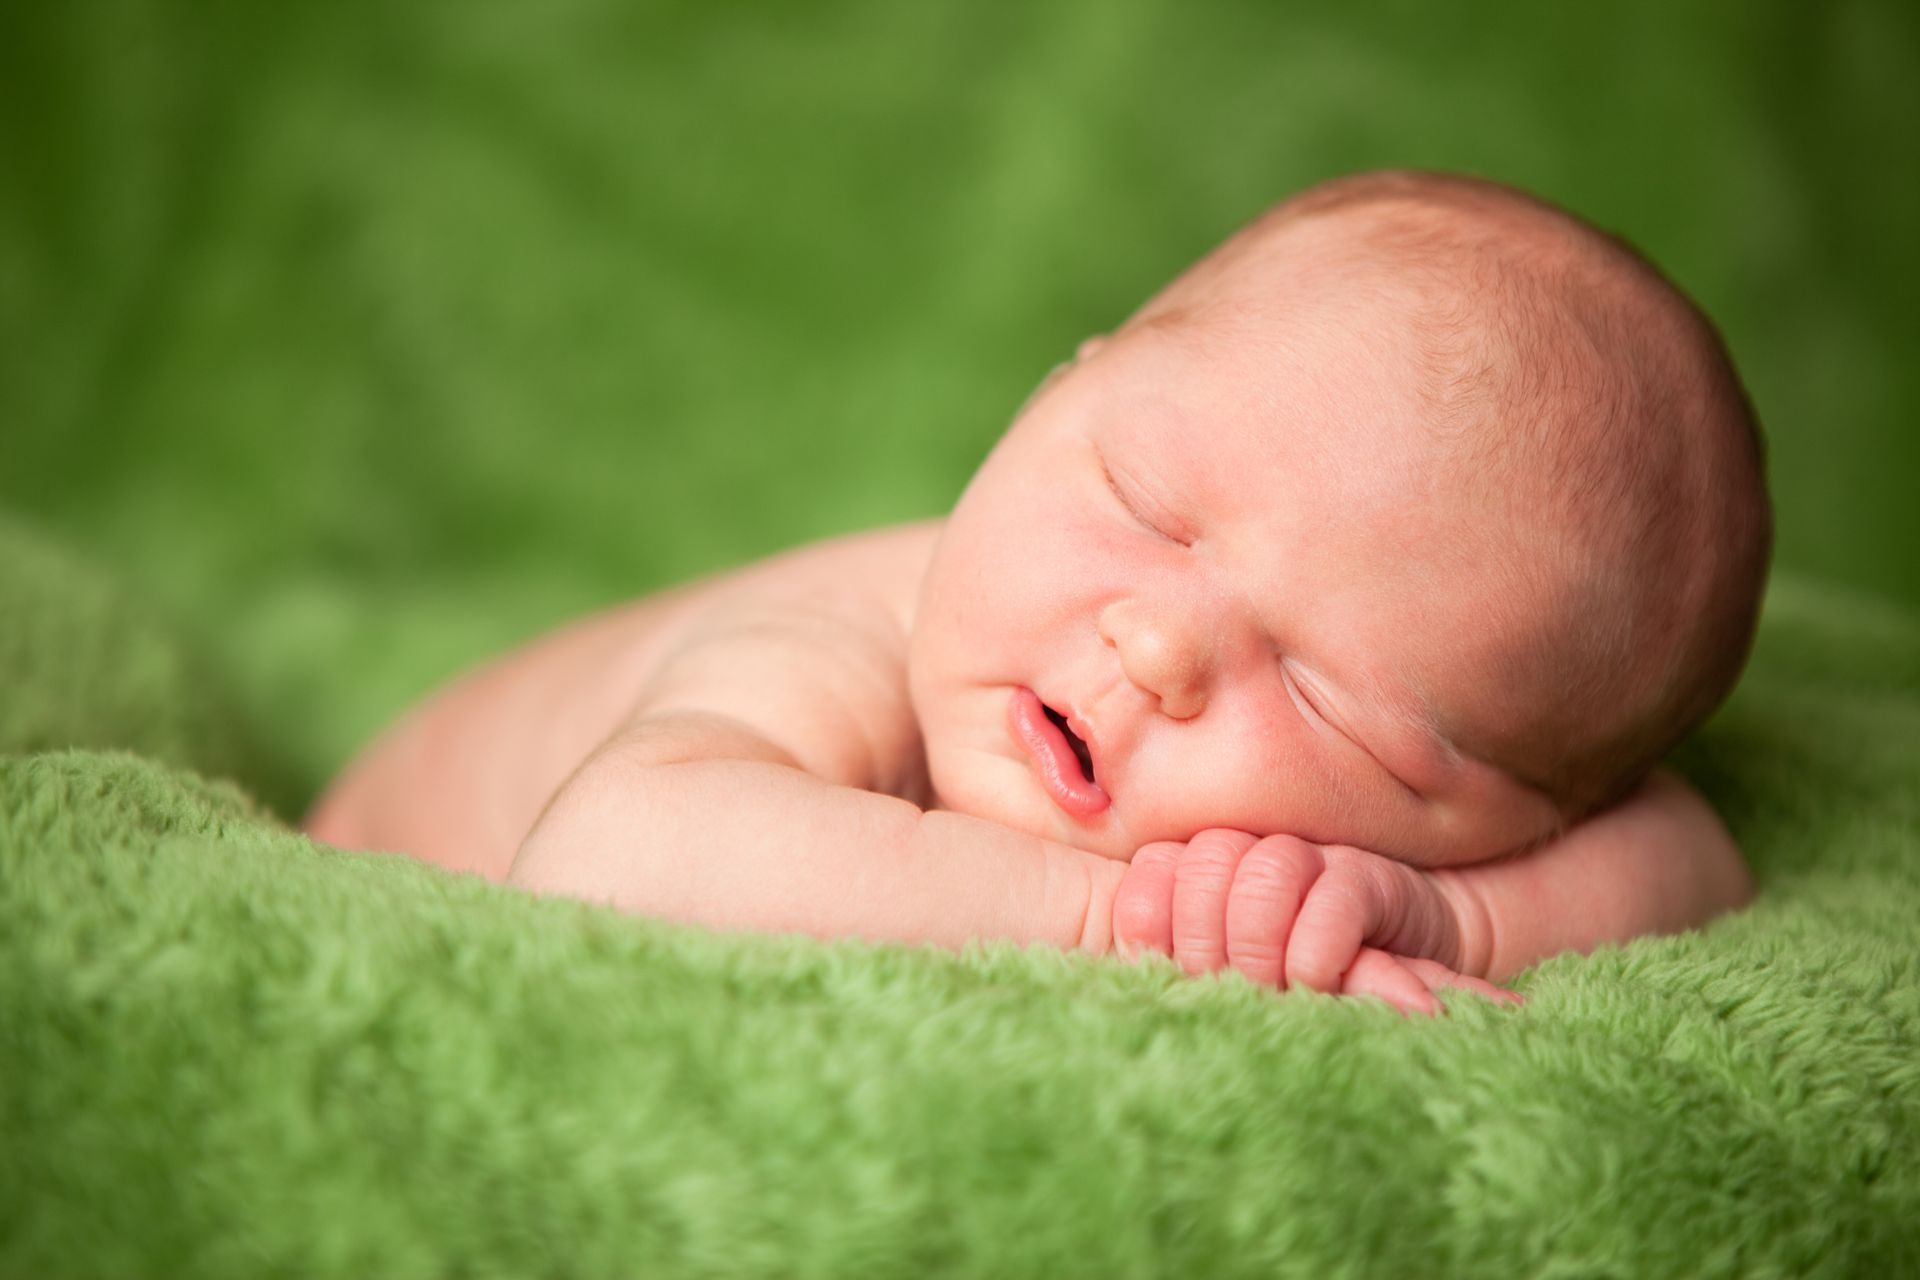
xmin=1043 ymin=703 xmax=1096 ymax=785
xmin=1006 ymin=687 xmax=1110 ymax=820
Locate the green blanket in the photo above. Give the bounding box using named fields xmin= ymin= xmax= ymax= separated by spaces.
xmin=5 ymin=522 xmax=1920 ymax=1276
xmin=5 ymin=0 xmax=1918 ymax=1273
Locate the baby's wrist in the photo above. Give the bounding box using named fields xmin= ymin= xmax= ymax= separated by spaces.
xmin=1425 ymin=868 xmax=1495 ymax=979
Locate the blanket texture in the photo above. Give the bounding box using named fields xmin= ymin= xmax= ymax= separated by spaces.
xmin=3 ymin=523 xmax=1918 ymax=1276
xmin=4 ymin=1 xmax=1918 ymax=1274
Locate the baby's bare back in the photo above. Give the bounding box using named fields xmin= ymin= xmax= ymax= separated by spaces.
xmin=303 ymin=521 xmax=942 ymax=878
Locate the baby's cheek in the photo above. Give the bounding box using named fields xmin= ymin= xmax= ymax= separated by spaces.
xmin=1141 ymin=716 xmax=1358 ymax=845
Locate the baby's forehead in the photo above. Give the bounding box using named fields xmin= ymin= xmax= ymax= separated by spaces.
xmin=1080 ymin=193 xmax=1707 ymax=565
xmin=1156 ymin=215 xmax=1676 ymax=485
xmin=1095 ymin=290 xmax=1466 ymax=485
xmin=1087 ymin=331 xmax=1537 ymax=584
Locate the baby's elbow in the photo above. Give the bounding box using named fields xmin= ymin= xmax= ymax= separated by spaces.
xmin=303 ymin=786 xmax=368 ymax=852
xmin=1714 ymin=841 xmax=1757 ymax=916
xmin=1649 ymin=768 xmax=1755 ymax=920
xmin=1692 ymin=807 xmax=1757 ymax=922
xmin=506 ymin=774 xmax=618 ymax=900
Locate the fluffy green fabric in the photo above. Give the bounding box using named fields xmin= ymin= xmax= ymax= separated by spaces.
xmin=4 ymin=0 xmax=1918 ymax=1273
xmin=3 ymin=525 xmax=1918 ymax=1275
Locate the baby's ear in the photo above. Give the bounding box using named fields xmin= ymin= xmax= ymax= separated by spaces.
xmin=1076 ymin=335 xmax=1108 ymax=362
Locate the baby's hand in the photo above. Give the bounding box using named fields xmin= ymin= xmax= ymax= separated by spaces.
xmin=1110 ymin=829 xmax=1519 ymax=1016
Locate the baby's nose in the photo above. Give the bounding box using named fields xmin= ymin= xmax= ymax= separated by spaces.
xmin=1098 ymin=597 xmax=1222 ymax=720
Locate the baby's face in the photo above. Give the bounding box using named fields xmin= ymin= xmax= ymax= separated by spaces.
xmin=908 ymin=283 xmax=1566 ymax=867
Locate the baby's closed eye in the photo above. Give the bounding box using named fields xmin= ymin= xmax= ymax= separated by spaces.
xmin=1101 ymin=458 xmax=1194 ymax=548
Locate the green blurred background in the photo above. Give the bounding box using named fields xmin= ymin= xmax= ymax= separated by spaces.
xmin=3 ymin=1 xmax=1916 ymax=808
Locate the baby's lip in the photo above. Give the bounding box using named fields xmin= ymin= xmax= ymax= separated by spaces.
xmin=1062 ymin=708 xmax=1099 ymax=761
xmin=1007 ymin=687 xmax=1111 ymax=820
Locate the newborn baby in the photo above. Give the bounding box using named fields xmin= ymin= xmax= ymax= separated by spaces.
xmin=305 ymin=170 xmax=1771 ymax=1013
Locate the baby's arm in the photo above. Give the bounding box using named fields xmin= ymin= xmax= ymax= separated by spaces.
xmin=1428 ymin=769 xmax=1753 ymax=982
xmin=500 ymin=554 xmax=1130 ymax=956
xmin=510 ymin=712 xmax=1127 ymax=954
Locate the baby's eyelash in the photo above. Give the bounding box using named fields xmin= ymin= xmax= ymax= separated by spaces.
xmin=1100 ymin=462 xmax=1143 ymax=524
xmin=1280 ymin=662 xmax=1320 ymax=719
xmin=1100 ymin=457 xmax=1188 ymax=546
xmin=1282 ymin=663 xmax=1343 ymax=737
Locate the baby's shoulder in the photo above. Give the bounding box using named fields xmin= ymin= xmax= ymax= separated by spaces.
xmin=568 ymin=518 xmax=943 ymax=702
xmin=304 ymin=520 xmax=946 ymax=868
xmin=595 ymin=518 xmax=942 ymax=794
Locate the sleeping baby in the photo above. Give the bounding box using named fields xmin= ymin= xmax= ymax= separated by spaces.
xmin=304 ymin=170 xmax=1771 ymax=1013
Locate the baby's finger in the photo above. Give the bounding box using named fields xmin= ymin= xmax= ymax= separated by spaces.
xmin=1171 ymin=829 xmax=1259 ymax=975
xmin=1284 ymin=859 xmax=1373 ymax=995
xmin=1398 ymin=956 xmax=1525 ymax=1008
xmin=1112 ymin=841 xmax=1182 ymax=961
xmin=1340 ymin=947 xmax=1441 ymax=1017
xmin=1224 ymin=835 xmax=1321 ymax=989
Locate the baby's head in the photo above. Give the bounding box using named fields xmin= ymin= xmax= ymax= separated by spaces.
xmin=908 ymin=171 xmax=1771 ymax=866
